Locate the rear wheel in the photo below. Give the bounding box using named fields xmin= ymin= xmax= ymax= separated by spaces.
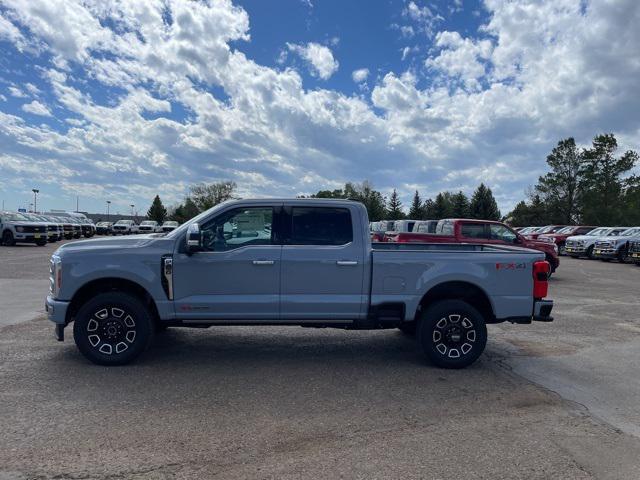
xmin=73 ymin=292 xmax=154 ymax=366
xmin=417 ymin=299 xmax=487 ymax=369
xmin=2 ymin=230 xmax=15 ymax=246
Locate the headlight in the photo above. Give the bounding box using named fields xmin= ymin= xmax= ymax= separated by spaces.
xmin=16 ymin=226 xmax=24 ymax=232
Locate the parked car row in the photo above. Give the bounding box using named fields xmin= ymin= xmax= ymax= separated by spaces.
xmin=94 ymin=220 xmax=180 ymax=235
xmin=517 ymin=224 xmax=640 ymax=265
xmin=0 ymin=211 xmax=96 ymax=246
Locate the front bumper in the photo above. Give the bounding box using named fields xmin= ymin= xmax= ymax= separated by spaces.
xmin=14 ymin=233 xmax=45 ymax=243
xmin=45 ymin=295 xmax=70 ymax=326
xmin=593 ymin=248 xmax=618 ymax=259
xmin=628 ymin=252 xmax=640 ymax=263
xmin=565 ymin=245 xmax=586 ymax=255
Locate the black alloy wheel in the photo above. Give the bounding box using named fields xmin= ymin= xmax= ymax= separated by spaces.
xmin=73 ymin=292 xmax=154 ymax=366
xmin=418 ymin=299 xmax=487 ymax=369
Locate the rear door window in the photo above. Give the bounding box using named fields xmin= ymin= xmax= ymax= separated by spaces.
xmin=289 ymin=207 xmax=352 ymax=245
xmin=460 ymin=223 xmax=488 ymax=239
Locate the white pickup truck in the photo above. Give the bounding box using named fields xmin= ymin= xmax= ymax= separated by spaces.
xmin=46 ymin=199 xmax=553 ymax=368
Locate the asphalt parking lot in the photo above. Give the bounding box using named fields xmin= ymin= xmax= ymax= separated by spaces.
xmin=1 ymin=241 xmax=640 ymax=479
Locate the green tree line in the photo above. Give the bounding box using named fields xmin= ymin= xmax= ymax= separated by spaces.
xmin=146 ymin=180 xmax=503 ymax=225
xmin=506 ymin=133 xmax=639 ymax=226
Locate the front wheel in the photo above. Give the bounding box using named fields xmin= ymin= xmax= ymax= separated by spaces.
xmin=417 ymin=300 xmax=487 ymax=369
xmin=2 ymin=230 xmax=15 ymax=246
xmin=36 ymin=240 xmax=47 ymax=246
xmin=73 ymin=292 xmax=154 ymax=365
xmin=586 ymin=245 xmax=595 ymax=259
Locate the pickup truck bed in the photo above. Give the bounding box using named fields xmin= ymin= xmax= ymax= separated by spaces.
xmin=46 ymin=199 xmax=553 ymax=369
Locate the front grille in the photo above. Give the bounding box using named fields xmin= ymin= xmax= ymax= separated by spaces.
xmin=630 ymin=241 xmax=640 ymax=253
xmin=21 ymin=225 xmax=46 ymax=233
xmin=139 ymin=226 xmax=154 ymax=231
xmin=595 ymin=241 xmax=612 ymax=249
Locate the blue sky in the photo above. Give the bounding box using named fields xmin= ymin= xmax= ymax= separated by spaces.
xmin=0 ymin=0 xmax=639 ymax=216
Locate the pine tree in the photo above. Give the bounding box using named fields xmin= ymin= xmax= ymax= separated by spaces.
xmin=423 ymin=198 xmax=436 ymax=219
xmin=171 ymin=197 xmax=199 ymax=224
xmin=408 ymin=190 xmax=424 ymax=219
xmin=147 ymin=195 xmax=167 ymax=223
xmin=535 ymin=138 xmax=583 ymax=224
xmin=580 ymin=134 xmax=637 ymax=225
xmin=469 ymin=184 xmax=501 ymax=220
xmin=451 ymin=191 xmax=470 ymax=218
xmin=387 ymin=189 xmax=404 ymax=220
xmin=433 ymin=192 xmax=454 ymax=219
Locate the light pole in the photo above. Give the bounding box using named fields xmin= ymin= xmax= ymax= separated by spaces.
xmin=32 ymin=189 xmax=39 ymax=213
xmin=130 ymin=204 xmax=135 ymax=218
xmin=106 ymin=201 xmax=111 ymax=221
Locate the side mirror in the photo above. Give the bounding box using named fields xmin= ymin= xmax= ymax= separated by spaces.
xmin=186 ymin=223 xmax=202 ymax=254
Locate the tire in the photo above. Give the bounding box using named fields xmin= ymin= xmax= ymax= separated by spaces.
xmin=397 ymin=322 xmax=417 ymax=336
xmin=417 ymin=299 xmax=487 ymax=369
xmin=73 ymin=292 xmax=155 ymax=366
xmin=617 ymin=247 xmax=628 ymax=263
xmin=586 ymin=245 xmax=595 ymax=259
xmin=558 ymin=243 xmax=566 ymax=256
xmin=2 ymin=230 xmax=15 ymax=246
xmin=36 ymin=240 xmax=47 ymax=246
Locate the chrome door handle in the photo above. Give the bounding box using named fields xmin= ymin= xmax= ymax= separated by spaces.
xmin=336 ymin=260 xmax=358 ymax=266
xmin=252 ymin=260 xmax=275 ymax=265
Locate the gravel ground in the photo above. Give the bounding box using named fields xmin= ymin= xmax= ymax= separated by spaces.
xmin=1 ymin=240 xmax=640 ymax=479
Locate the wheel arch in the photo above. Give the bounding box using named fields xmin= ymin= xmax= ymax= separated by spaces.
xmin=66 ymin=277 xmax=160 ymax=325
xmin=415 ymin=281 xmax=496 ymax=324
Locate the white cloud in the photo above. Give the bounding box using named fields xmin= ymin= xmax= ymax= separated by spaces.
xmin=287 ymin=42 xmax=339 ymax=80
xmin=8 ymin=86 xmax=27 ymax=98
xmin=0 ymin=94 xmax=6 ymax=102
xmin=402 ymin=1 xmax=444 ymax=37
xmin=426 ymin=31 xmax=493 ymax=90
xmin=0 ymin=0 xmax=638 ymax=215
xmin=21 ymin=100 xmax=52 ymax=116
xmin=352 ymin=68 xmax=369 ymax=83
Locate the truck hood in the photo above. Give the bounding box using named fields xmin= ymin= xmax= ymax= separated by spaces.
xmin=565 ymin=234 xmax=596 ymax=242
xmin=597 ymin=234 xmax=640 ymax=243
xmin=56 ymin=234 xmax=169 ymax=254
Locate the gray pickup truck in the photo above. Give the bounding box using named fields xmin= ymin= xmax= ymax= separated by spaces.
xmin=46 ymin=199 xmax=553 ymax=368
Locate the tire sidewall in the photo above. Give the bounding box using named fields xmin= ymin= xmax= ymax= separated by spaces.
xmin=2 ymin=230 xmax=15 ymax=246
xmin=73 ymin=292 xmax=154 ymax=366
xmin=418 ymin=299 xmax=488 ymax=369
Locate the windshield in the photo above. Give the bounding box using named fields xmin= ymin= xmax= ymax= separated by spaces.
xmin=163 ymin=221 xmax=178 ymax=226
xmin=115 ymin=220 xmax=129 ymax=225
xmin=165 ymin=201 xmax=233 ymax=239
xmin=2 ymin=212 xmax=28 ymax=221
xmin=141 ymin=221 xmax=155 ymax=226
xmin=556 ymin=226 xmax=574 ymax=234
xmin=619 ymin=227 xmax=640 ymax=236
xmin=586 ymin=228 xmax=608 ymax=236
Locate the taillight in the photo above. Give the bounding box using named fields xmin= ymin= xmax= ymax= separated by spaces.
xmin=532 ymin=260 xmax=549 ymax=299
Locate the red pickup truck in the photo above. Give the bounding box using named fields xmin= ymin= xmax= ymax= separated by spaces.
xmin=537 ymin=225 xmax=597 ymax=255
xmin=384 ymin=218 xmax=560 ymax=273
